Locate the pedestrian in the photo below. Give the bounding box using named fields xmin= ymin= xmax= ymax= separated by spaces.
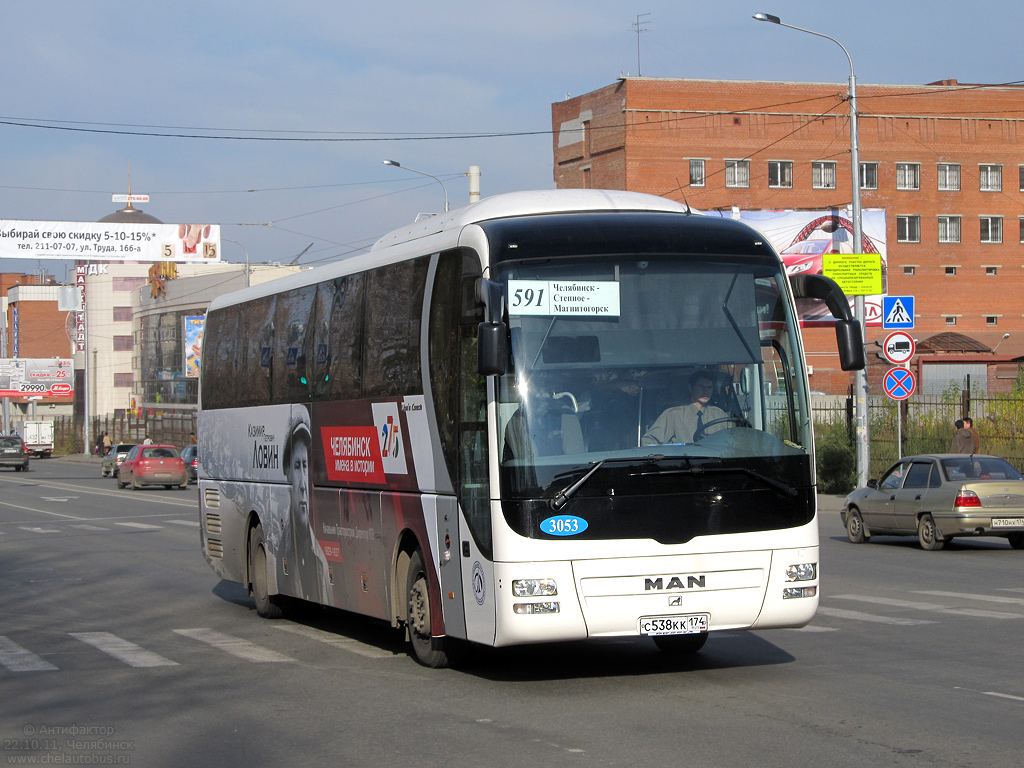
xmin=102 ymin=432 xmax=112 ymax=452
xmin=963 ymin=417 xmax=981 ymax=454
xmin=143 ymin=435 xmax=153 ymax=445
xmin=950 ymin=419 xmax=974 ymax=454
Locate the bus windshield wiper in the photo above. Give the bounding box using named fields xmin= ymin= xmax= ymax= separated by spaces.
xmin=550 ymin=455 xmax=666 ymax=510
xmin=633 ymin=462 xmax=797 ymax=498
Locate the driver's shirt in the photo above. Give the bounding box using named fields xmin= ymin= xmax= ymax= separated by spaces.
xmin=641 ymin=403 xmax=729 ymax=445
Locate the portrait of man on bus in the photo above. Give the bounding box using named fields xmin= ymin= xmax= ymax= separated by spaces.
xmin=282 ymin=405 xmax=332 ymax=603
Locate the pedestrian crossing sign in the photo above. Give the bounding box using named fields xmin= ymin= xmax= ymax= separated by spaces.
xmin=882 ymin=295 xmax=915 ymax=329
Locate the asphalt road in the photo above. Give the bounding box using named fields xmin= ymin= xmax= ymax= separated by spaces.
xmin=1 ymin=458 xmax=1022 ymax=768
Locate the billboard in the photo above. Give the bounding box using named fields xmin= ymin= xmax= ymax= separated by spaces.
xmin=0 ymin=221 xmax=220 ymax=263
xmin=726 ymin=209 xmax=888 ymax=327
xmin=0 ymin=358 xmax=74 ymax=398
xmin=184 ymin=315 xmax=205 ymax=379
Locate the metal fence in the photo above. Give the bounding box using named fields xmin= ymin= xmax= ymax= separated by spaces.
xmin=54 ymin=412 xmax=197 ymax=455
xmin=812 ymin=389 xmax=1024 ymax=478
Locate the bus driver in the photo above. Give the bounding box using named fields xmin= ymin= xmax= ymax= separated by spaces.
xmin=642 ymin=370 xmax=730 ymax=445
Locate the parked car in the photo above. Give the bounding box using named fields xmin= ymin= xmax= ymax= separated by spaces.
xmin=117 ymin=445 xmax=188 ymax=490
xmin=101 ymin=443 xmax=138 ymax=478
xmin=180 ymin=444 xmax=198 ymax=484
xmin=843 ymin=454 xmax=1024 ymax=551
xmin=0 ymin=435 xmax=29 ymax=472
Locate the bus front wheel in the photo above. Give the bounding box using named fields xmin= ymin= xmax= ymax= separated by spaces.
xmin=249 ymin=524 xmax=284 ymax=619
xmin=406 ymin=550 xmax=452 ymax=668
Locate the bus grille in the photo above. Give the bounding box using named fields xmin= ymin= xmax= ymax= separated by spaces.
xmin=205 ymin=513 xmax=222 ymax=535
xmin=206 ymin=538 xmax=224 ymax=559
xmin=203 ymin=487 xmax=220 ymax=508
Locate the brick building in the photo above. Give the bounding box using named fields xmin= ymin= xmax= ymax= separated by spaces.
xmin=552 ymin=77 xmax=1024 ymax=394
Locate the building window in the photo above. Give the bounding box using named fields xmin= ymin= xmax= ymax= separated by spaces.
xmin=896 ymin=163 xmax=920 ymax=191
xmin=859 ymin=162 xmax=878 ymax=190
xmin=768 ymin=160 xmax=793 ymax=188
xmin=903 ymin=266 xmax=916 ymax=276
xmin=112 ymin=277 xmax=147 ymax=292
xmin=945 ymin=316 xmax=957 ymax=326
xmin=581 ymin=166 xmax=591 ymax=189
xmin=1019 ymin=165 xmax=1024 ymax=192
xmin=1019 ymin=216 xmax=1024 ymax=243
xmin=688 ymin=159 xmax=705 ymax=187
xmin=979 ymin=164 xmax=1002 ymax=192
xmin=937 ymin=163 xmax=960 ymax=191
xmin=812 ymin=161 xmax=836 ymax=189
xmin=980 ymin=216 xmax=1003 ymax=243
xmin=113 ymin=306 xmax=133 ymax=322
xmin=113 ymin=373 xmax=133 ymax=388
xmin=945 ymin=266 xmax=957 ymax=276
xmin=897 ymin=215 xmax=920 ymax=243
xmin=725 ymin=160 xmax=749 ymax=188
xmin=113 ymin=335 xmax=134 ymax=352
xmin=937 ymin=215 xmax=961 ymax=244
xmin=987 ymin=316 xmax=999 ymax=326
xmin=986 ymin=266 xmax=998 ymax=276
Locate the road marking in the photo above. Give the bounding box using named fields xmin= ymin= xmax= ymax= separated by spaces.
xmin=40 ymin=497 xmax=76 ymax=502
xmin=19 ymin=526 xmax=60 ymax=534
xmin=955 ymin=686 xmax=1024 ymax=703
xmin=0 ymin=636 xmax=58 ymax=672
xmin=832 ymin=594 xmax=1023 ymax=620
xmin=70 ymin=632 xmax=179 ymax=668
xmin=783 ymin=625 xmax=838 ymax=632
xmin=115 ymin=522 xmax=164 ymax=530
xmin=173 ymin=629 xmax=295 ymax=663
xmin=69 ymin=524 xmax=110 ymax=531
xmin=274 ymin=623 xmax=397 ymax=659
xmin=0 ymin=501 xmax=84 ymax=520
xmin=167 ymin=519 xmax=200 ymax=527
xmin=815 ymin=607 xmax=935 ymax=626
xmin=915 ymin=590 xmax=1024 ymax=607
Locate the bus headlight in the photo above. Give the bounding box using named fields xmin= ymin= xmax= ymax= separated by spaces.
xmin=785 ymin=563 xmax=817 ymax=582
xmin=512 ymin=578 xmax=557 ymax=597
xmin=783 ymin=586 xmax=817 ymax=599
xmin=513 ymin=602 xmax=560 ymax=615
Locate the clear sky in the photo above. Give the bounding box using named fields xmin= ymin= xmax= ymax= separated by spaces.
xmin=1 ymin=0 xmax=1020 ymax=279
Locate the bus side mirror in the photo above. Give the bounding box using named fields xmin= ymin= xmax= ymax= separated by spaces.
xmin=789 ymin=273 xmax=866 ymax=371
xmin=835 ymin=319 xmax=866 ymax=372
xmin=478 ymin=322 xmax=507 ymax=376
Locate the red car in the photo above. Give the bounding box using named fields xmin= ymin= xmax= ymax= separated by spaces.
xmin=117 ymin=444 xmax=188 ymax=490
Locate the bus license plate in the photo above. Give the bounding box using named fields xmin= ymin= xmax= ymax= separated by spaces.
xmin=992 ymin=518 xmax=1024 ymax=528
xmin=639 ymin=614 xmax=709 ymax=636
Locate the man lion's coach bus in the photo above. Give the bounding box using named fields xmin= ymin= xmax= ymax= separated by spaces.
xmin=197 ymin=190 xmax=864 ymax=667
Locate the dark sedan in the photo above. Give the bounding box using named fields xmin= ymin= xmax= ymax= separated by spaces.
xmin=843 ymin=454 xmax=1024 ymax=551
xmin=180 ymin=444 xmax=198 ymax=483
xmin=0 ymin=435 xmax=29 ymax=472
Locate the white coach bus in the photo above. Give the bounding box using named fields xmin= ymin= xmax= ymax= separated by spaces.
xmin=197 ymin=189 xmax=864 ymax=666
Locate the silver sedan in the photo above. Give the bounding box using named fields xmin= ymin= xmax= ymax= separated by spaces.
xmin=842 ymin=454 xmax=1024 ymax=551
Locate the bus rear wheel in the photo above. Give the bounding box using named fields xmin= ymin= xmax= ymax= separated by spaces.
xmin=653 ymin=632 xmax=708 ymax=655
xmin=406 ymin=550 xmax=453 ymax=668
xmin=249 ymin=524 xmax=284 ymax=619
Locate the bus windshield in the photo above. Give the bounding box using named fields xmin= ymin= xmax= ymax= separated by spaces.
xmin=494 ymin=256 xmax=813 ymax=531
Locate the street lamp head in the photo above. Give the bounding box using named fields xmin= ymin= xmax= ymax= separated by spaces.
xmin=753 ymin=12 xmax=781 ymax=24
xmin=382 ymin=159 xmax=401 ymax=167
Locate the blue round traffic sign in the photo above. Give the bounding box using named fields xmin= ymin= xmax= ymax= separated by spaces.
xmin=883 ymin=367 xmax=916 ymax=400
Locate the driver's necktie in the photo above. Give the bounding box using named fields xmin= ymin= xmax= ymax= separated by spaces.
xmin=694 ymin=410 xmax=704 ymax=441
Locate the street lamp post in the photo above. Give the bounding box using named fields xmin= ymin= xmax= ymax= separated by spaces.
xmin=754 ymin=12 xmax=871 ymax=486
xmin=383 ymin=159 xmax=449 ymax=212
xmin=223 ymin=238 xmax=251 ymax=288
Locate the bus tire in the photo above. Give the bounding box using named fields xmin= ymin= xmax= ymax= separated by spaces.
xmin=406 ymin=550 xmax=451 ymax=668
xmin=653 ymin=632 xmax=708 ymax=655
xmin=249 ymin=524 xmax=284 ymax=619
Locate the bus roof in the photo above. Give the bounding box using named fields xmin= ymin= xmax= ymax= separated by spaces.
xmin=206 ymin=190 xmax=695 ymax=312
